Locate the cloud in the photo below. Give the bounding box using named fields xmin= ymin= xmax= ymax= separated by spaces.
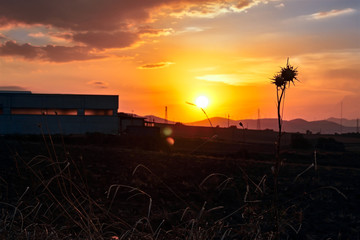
xmin=196 ymin=72 xmax=266 ymax=85
xmin=28 ymin=32 xmax=45 ymax=38
xmin=72 ymin=31 xmax=139 ymax=49
xmin=0 ymin=1 xmax=146 ymax=31
xmin=0 ymin=1 xmax=266 ymax=29
xmin=48 ymin=32 xmax=74 ymax=45
xmin=232 ymin=0 xmax=283 ymax=12
xmin=308 ymin=8 xmax=356 ymax=20
xmin=0 ymin=33 xmax=7 ymax=41
xmin=138 ymin=26 xmax=174 ymax=37
xmin=0 ymin=41 xmax=104 ymax=62
xmin=138 ymin=62 xmax=175 ymax=69
xmin=0 ymin=85 xmax=29 ymax=92
xmin=196 ymin=74 xmax=242 ymax=85
xmin=168 ymin=0 xmax=265 ymax=18
xmin=0 ymin=41 xmax=40 ymax=59
xmin=0 ymin=0 xmax=270 ymax=61
xmin=234 ymin=0 xmax=255 ymax=10
xmin=175 ymin=26 xmax=209 ymax=35
xmin=169 ymin=4 xmax=231 ymax=18
xmin=87 ymin=81 xmax=109 ymax=89
xmin=42 ymin=45 xmax=104 ymax=62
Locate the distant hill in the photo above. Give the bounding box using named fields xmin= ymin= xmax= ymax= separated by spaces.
xmin=327 ymin=117 xmax=359 ymax=127
xmin=187 ymin=117 xmax=358 ymax=134
xmin=185 ymin=117 xmax=241 ymax=128
xmin=143 ymin=114 xmax=358 ymax=134
xmin=282 ymin=119 xmax=355 ymax=134
xmin=187 ymin=117 xmax=278 ymax=130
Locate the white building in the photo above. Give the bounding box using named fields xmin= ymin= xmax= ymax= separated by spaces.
xmin=0 ymin=92 xmax=119 ymax=135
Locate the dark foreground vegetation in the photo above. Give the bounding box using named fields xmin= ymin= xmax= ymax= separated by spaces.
xmin=1 ymin=133 xmax=360 ymax=239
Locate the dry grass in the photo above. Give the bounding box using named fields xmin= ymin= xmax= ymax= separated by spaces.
xmin=1 ymin=134 xmax=359 ymax=239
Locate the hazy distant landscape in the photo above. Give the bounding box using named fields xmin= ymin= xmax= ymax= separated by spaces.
xmin=146 ymin=115 xmax=359 ymax=134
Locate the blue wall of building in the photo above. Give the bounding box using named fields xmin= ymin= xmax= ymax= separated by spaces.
xmin=0 ymin=92 xmax=119 ymax=135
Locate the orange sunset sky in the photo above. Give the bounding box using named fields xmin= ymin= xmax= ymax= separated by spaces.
xmin=1 ymin=0 xmax=359 ymax=123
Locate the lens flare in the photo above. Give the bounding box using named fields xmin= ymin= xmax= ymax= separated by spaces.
xmin=163 ymin=127 xmax=172 ymax=136
xmin=166 ymin=137 xmax=175 ymax=146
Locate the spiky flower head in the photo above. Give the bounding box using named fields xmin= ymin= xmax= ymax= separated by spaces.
xmin=271 ymin=58 xmax=299 ymax=88
xmin=281 ymin=62 xmax=298 ymax=86
xmin=272 ymin=73 xmax=285 ymax=88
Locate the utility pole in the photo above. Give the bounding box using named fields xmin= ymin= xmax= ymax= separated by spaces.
xmin=357 ymin=118 xmax=359 ymax=133
xmin=257 ymin=108 xmax=261 ymax=130
xmin=228 ymin=114 xmax=230 ymax=128
xmin=340 ymin=102 xmax=343 ymax=134
xmin=165 ymin=106 xmax=168 ymax=124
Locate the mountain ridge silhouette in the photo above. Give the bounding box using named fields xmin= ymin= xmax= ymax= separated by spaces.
xmin=144 ymin=115 xmax=358 ymax=134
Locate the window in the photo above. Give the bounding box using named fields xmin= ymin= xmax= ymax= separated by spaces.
xmin=45 ymin=109 xmax=77 ymax=115
xmin=11 ymin=108 xmax=42 ymax=115
xmin=85 ymin=109 xmax=113 ymax=116
xmin=11 ymin=108 xmax=78 ymax=115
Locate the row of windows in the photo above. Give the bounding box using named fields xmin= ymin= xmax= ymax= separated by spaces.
xmin=0 ymin=108 xmax=114 ymax=116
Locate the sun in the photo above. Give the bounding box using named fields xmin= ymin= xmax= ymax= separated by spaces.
xmin=195 ymin=96 xmax=209 ymax=108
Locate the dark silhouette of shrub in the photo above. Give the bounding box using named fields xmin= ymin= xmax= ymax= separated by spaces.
xmin=316 ymin=137 xmax=345 ymax=152
xmin=291 ymin=133 xmax=312 ymax=149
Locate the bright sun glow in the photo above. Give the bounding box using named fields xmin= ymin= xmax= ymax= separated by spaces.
xmin=195 ymin=96 xmax=209 ymax=108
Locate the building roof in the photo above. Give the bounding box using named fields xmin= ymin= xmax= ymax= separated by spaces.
xmin=0 ymin=92 xmax=118 ymax=109
xmin=118 ymin=112 xmax=146 ymax=119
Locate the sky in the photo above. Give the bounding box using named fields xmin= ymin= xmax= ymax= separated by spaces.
xmin=0 ymin=0 xmax=359 ymax=123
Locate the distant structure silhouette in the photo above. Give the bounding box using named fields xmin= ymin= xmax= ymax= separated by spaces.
xmin=340 ymin=102 xmax=343 ymax=134
xmin=357 ymin=118 xmax=359 ymax=133
xmin=257 ymin=108 xmax=261 ymax=130
xmin=165 ymin=106 xmax=168 ymax=124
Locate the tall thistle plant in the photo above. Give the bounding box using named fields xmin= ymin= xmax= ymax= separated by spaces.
xmin=272 ymin=58 xmax=298 ymax=167
xmin=271 ymin=58 xmax=298 ymax=234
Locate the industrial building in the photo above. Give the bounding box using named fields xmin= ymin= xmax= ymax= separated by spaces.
xmin=0 ymin=91 xmax=119 ymax=135
xmin=118 ymin=112 xmax=146 ymax=133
